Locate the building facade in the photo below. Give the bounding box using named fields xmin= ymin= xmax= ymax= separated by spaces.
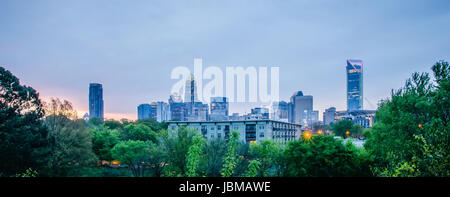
xmin=271 ymin=101 xmax=289 ymax=122
xmin=210 ymin=97 xmax=229 ymax=121
xmin=89 ymin=83 xmax=104 ymax=120
xmin=137 ymin=104 xmax=152 ymax=120
xmin=155 ymin=101 xmax=170 ymax=122
xmin=335 ymin=110 xmax=376 ymax=128
xmin=168 ymin=120 xmax=302 ymax=144
xmin=289 ymin=91 xmax=313 ymax=125
xmin=246 ymin=107 xmax=270 ymax=120
xmin=323 ymin=107 xmax=337 ymax=125
xmin=185 ymin=102 xmax=209 ymax=121
xmin=347 ymin=59 xmax=363 ymax=112
xmin=302 ymin=110 xmax=319 ymax=127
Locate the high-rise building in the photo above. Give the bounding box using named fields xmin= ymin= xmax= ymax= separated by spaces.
xmin=289 ymin=91 xmax=313 ymax=125
xmin=137 ymin=104 xmax=152 ymax=120
xmin=184 ymin=74 xmax=199 ymax=103
xmin=155 ymin=101 xmax=170 ymax=122
xmin=89 ymin=83 xmax=104 ymax=120
xmin=210 ymin=97 xmax=229 ymax=121
xmin=185 ymin=102 xmax=209 ymax=121
xmin=149 ymin=102 xmax=157 ymax=119
xmin=169 ymin=93 xmax=185 ymax=121
xmin=347 ymin=59 xmax=363 ymax=112
xmin=323 ymin=107 xmax=337 ymax=125
xmin=182 ymin=74 xmax=209 ymax=121
xmin=246 ymin=107 xmax=269 ymax=120
xmin=272 ymin=101 xmax=289 ymax=122
xmin=302 ymin=110 xmax=319 ymax=127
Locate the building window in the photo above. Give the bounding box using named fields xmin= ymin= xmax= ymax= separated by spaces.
xmin=218 ymin=125 xmax=221 ymax=130
xmin=210 ymin=134 xmax=214 ymax=138
xmin=211 ymin=127 xmax=214 ymax=130
xmin=260 ymin=132 xmax=265 ymax=138
xmin=218 ymin=133 xmax=222 ymax=138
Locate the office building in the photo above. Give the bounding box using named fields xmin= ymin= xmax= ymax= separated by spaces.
xmin=185 ymin=102 xmax=209 ymax=121
xmin=272 ymin=101 xmax=289 ymax=122
xmin=323 ymin=107 xmax=337 ymax=125
xmin=210 ymin=97 xmax=229 ymax=121
xmin=246 ymin=107 xmax=270 ymax=120
xmin=155 ymin=101 xmax=170 ymax=122
xmin=303 ymin=110 xmax=319 ymax=127
xmin=289 ymin=91 xmax=313 ymax=125
xmin=169 ymin=93 xmax=185 ymax=121
xmin=184 ymin=74 xmax=199 ymax=103
xmin=89 ymin=83 xmax=104 ymax=120
xmin=137 ymin=104 xmax=152 ymax=120
xmin=347 ymin=59 xmax=363 ymax=112
xmin=335 ymin=110 xmax=376 ymax=128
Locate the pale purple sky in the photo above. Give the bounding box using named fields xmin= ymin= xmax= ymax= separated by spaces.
xmin=1 ymin=0 xmax=450 ymax=120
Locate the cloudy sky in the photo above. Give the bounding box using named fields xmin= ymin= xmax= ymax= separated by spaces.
xmin=1 ymin=0 xmax=449 ymax=120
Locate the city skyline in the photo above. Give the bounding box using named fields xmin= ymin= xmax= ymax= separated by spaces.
xmin=2 ymin=0 xmax=450 ymax=120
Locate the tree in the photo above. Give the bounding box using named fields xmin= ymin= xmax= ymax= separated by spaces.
xmin=165 ymin=126 xmax=199 ymax=176
xmin=245 ymin=160 xmax=262 ymax=177
xmin=283 ymin=135 xmax=372 ymax=177
xmin=249 ymin=140 xmax=284 ymax=176
xmin=330 ymin=119 xmax=353 ymax=138
xmin=365 ymin=61 xmax=449 ymax=177
xmin=202 ymin=139 xmax=227 ymax=177
xmin=92 ymin=126 xmax=120 ymax=161
xmin=121 ymin=123 xmax=158 ymax=144
xmin=221 ymin=131 xmax=240 ymax=177
xmin=43 ymin=99 xmax=97 ymax=176
xmin=185 ymin=134 xmax=206 ymax=177
xmin=111 ymin=140 xmax=150 ymax=177
xmin=0 ymin=67 xmax=50 ymax=176
xmin=147 ymin=142 xmax=168 ymax=177
xmin=350 ymin=124 xmax=363 ymax=137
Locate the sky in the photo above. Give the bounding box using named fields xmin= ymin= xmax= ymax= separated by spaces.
xmin=1 ymin=0 xmax=450 ymax=120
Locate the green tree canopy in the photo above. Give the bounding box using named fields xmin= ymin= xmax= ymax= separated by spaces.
xmin=365 ymin=61 xmax=449 ymax=176
xmin=92 ymin=126 xmax=120 ymax=161
xmin=0 ymin=67 xmax=50 ymax=176
xmin=121 ymin=123 xmax=158 ymax=143
xmin=283 ymin=135 xmax=372 ymax=177
xmin=111 ymin=140 xmax=151 ymax=177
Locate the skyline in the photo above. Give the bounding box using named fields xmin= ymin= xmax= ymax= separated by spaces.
xmin=1 ymin=0 xmax=450 ymax=120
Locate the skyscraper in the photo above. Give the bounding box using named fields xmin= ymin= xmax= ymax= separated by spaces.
xmin=155 ymin=101 xmax=170 ymax=122
xmin=323 ymin=107 xmax=337 ymax=125
xmin=184 ymin=74 xmax=199 ymax=103
xmin=89 ymin=83 xmax=104 ymax=120
xmin=210 ymin=97 xmax=229 ymax=121
xmin=272 ymin=101 xmax=289 ymax=121
xmin=347 ymin=59 xmax=363 ymax=112
xmin=169 ymin=93 xmax=185 ymax=121
xmin=137 ymin=104 xmax=152 ymax=120
xmin=289 ymin=91 xmax=313 ymax=125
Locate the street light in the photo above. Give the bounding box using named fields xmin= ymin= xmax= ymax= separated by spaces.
xmin=303 ymin=131 xmax=312 ymax=141
xmin=346 ymin=131 xmax=350 ymax=135
xmin=317 ymin=130 xmax=322 ymax=135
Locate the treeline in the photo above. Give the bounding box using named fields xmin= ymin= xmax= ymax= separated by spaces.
xmin=0 ymin=61 xmax=448 ymax=177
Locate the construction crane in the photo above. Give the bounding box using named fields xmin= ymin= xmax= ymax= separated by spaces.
xmin=365 ymin=97 xmax=376 ymax=109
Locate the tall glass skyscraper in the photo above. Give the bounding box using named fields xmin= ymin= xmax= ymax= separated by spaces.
xmin=137 ymin=104 xmax=152 ymax=120
xmin=184 ymin=74 xmax=199 ymax=103
xmin=210 ymin=97 xmax=229 ymax=121
xmin=89 ymin=83 xmax=104 ymax=119
xmin=346 ymin=59 xmax=363 ymax=112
